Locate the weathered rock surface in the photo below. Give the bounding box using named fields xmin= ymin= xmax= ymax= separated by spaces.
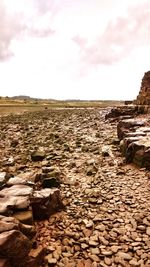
xmin=0 ymin=184 xmax=33 ymax=197
xmin=0 ymin=108 xmax=150 ymax=266
xmin=0 ymin=173 xmax=7 ymax=189
xmin=135 ymin=71 xmax=150 ymax=106
xmin=117 ymin=117 xmax=150 ymax=169
xmin=105 ymin=105 xmax=139 ymax=119
xmin=30 ymin=188 xmax=62 ymax=220
xmin=0 ymin=230 xmax=31 ymax=266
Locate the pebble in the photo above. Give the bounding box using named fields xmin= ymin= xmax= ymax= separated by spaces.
xmin=104 ymin=257 xmax=112 ymax=266
xmin=146 ymin=227 xmax=150 ymax=236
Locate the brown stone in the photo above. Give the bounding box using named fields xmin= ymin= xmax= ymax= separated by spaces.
xmin=0 ymin=258 xmax=11 ymax=267
xmin=0 ymin=230 xmax=31 ymax=267
xmin=0 ymin=185 xmax=33 ymax=197
xmin=0 ymin=196 xmax=30 ymax=215
xmin=30 ymin=188 xmax=62 ymax=220
xmin=27 ymin=246 xmax=46 ymax=267
xmin=13 ymin=210 xmax=33 ymax=225
xmin=135 ymin=71 xmax=150 ymax=106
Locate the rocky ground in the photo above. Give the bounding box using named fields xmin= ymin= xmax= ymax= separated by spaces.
xmin=0 ymin=108 xmax=150 ymax=267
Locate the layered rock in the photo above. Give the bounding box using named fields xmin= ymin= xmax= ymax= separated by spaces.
xmin=117 ymin=118 xmax=150 ymax=169
xmin=0 ymin=172 xmax=62 ymax=266
xmin=136 ymin=71 xmax=150 ymax=106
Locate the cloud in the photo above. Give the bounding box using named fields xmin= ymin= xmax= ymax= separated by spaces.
xmin=0 ymin=0 xmax=55 ymax=61
xmin=0 ymin=2 xmax=23 ymax=60
xmin=73 ymin=1 xmax=150 ymax=66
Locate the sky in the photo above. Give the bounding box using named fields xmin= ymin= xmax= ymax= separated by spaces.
xmin=0 ymin=0 xmax=150 ymax=100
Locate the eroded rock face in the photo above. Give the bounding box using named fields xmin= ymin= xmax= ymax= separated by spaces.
xmin=117 ymin=118 xmax=150 ymax=169
xmin=117 ymin=118 xmax=147 ymax=140
xmin=105 ymin=106 xmax=138 ymax=119
xmin=136 ymin=71 xmax=150 ymax=106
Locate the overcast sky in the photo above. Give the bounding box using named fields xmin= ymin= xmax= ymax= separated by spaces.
xmin=0 ymin=0 xmax=150 ymax=100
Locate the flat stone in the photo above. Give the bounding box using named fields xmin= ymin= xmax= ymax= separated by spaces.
xmin=13 ymin=210 xmax=33 ymax=225
xmin=7 ymin=177 xmax=28 ymax=186
xmin=0 ymin=196 xmax=30 ymax=215
xmin=89 ymin=240 xmax=99 ymax=247
xmin=0 ymin=185 xmax=33 ymax=197
xmin=117 ymin=252 xmax=132 ymax=260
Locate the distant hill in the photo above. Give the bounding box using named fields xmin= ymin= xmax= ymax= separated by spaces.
xmin=11 ymin=95 xmax=38 ymax=100
xmin=10 ymin=95 xmax=56 ymax=101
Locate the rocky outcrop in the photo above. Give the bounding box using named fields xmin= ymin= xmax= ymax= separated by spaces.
xmin=136 ymin=71 xmax=150 ymax=106
xmin=117 ymin=118 xmax=150 ymax=169
xmin=105 ymin=105 xmax=138 ymax=120
xmin=0 ymin=171 xmax=62 ymax=266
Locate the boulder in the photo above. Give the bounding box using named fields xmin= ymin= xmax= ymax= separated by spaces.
xmin=117 ymin=118 xmax=146 ymax=140
xmin=0 ymin=230 xmax=31 ymax=267
xmin=0 ymin=216 xmax=35 ymax=239
xmin=135 ymin=71 xmax=150 ymax=106
xmin=30 ymin=188 xmax=62 ymax=220
xmin=128 ymin=138 xmax=150 ymax=168
xmin=118 ymin=117 xmax=150 ymax=169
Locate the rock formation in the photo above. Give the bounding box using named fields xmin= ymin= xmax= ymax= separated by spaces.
xmin=136 ymin=71 xmax=150 ymax=105
xmin=117 ymin=118 xmax=150 ymax=169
